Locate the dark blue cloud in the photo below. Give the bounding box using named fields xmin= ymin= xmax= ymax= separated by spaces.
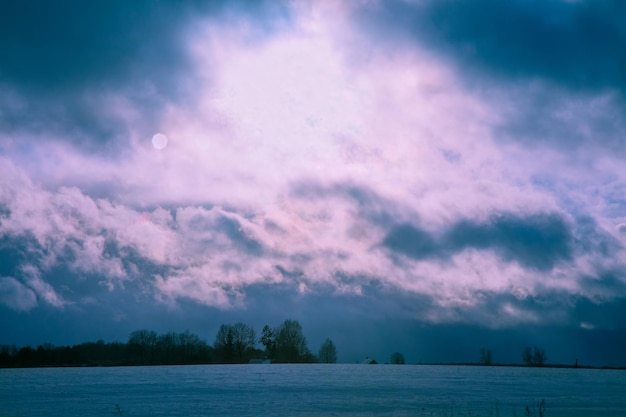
xmin=445 ymin=213 xmax=574 ymax=270
xmin=359 ymin=0 xmax=626 ymax=95
xmin=383 ymin=212 xmax=574 ymax=271
xmin=0 ymin=0 xmax=289 ymax=93
xmin=0 ymin=235 xmax=30 ymax=278
xmin=383 ymin=224 xmax=438 ymax=260
xmin=0 ymin=0 xmax=190 ymax=148
xmin=0 ymin=1 xmax=181 ymax=93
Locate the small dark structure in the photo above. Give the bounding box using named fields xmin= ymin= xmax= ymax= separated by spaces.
xmin=361 ymin=357 xmax=377 ymax=364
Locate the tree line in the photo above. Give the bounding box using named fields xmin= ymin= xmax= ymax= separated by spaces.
xmin=1 ymin=320 xmax=552 ymax=368
xmin=212 ymin=319 xmax=337 ymax=364
xmin=0 ymin=319 xmax=337 ymax=368
xmin=479 ymin=346 xmax=548 ymax=367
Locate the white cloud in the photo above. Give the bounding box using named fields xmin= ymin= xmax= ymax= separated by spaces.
xmin=19 ymin=265 xmax=66 ymax=308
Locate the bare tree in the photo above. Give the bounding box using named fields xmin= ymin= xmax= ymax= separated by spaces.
xmin=231 ymin=322 xmax=256 ymax=363
xmin=522 ymin=346 xmax=547 ymax=367
xmin=214 ymin=324 xmax=234 ymax=363
xmin=480 ymin=347 xmax=492 ymax=365
xmin=178 ymin=330 xmax=204 ymax=360
xmin=128 ymin=330 xmax=158 ymax=364
xmin=214 ymin=323 xmax=256 ymax=363
xmin=522 ymin=346 xmax=533 ymax=365
xmin=533 ymin=347 xmax=547 ymax=366
xmin=156 ymin=332 xmax=179 ymax=363
xmin=318 ymin=338 xmax=337 ymax=363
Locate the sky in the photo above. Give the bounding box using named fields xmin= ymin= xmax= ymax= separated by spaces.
xmin=1 ymin=0 xmax=626 ymax=366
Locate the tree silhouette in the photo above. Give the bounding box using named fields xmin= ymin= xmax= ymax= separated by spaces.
xmin=390 ymin=352 xmax=405 ymax=364
xmin=231 ymin=322 xmax=256 ymax=363
xmin=0 ymin=345 xmax=18 ymax=367
xmin=178 ymin=330 xmax=205 ymax=362
xmin=214 ymin=324 xmax=235 ymax=363
xmin=318 ymin=338 xmax=337 ymax=363
xmin=156 ymin=332 xmax=179 ymax=363
xmin=213 ymin=323 xmax=256 ymax=363
xmin=273 ymin=319 xmax=314 ymax=363
xmin=522 ymin=346 xmax=547 ymax=366
xmin=260 ymin=325 xmax=275 ymax=359
xmin=0 ymin=320 xmax=313 ymax=367
xmin=480 ymin=347 xmax=492 ymax=365
xmin=1 ymin=331 xmax=212 ymax=367
xmin=128 ymin=330 xmax=158 ymax=364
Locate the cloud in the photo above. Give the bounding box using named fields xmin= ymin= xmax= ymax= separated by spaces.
xmin=443 ymin=212 xmax=574 ymax=270
xmin=0 ymin=0 xmax=625 ymax=339
xmin=383 ymin=223 xmax=438 ymax=260
xmin=0 ymin=276 xmax=37 ymax=312
xmin=20 ymin=265 xmax=66 ymax=308
xmin=354 ymin=0 xmax=626 ymax=161
xmin=358 ymin=0 xmax=626 ymax=95
xmin=2 ymin=154 xmax=623 ymax=327
xmin=0 ymin=1 xmax=179 ymax=147
xmin=0 ymin=0 xmax=292 ymax=149
xmin=0 ymin=1 xmax=186 ymax=92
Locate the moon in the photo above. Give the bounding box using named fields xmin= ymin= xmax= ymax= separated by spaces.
xmin=152 ymin=133 xmax=168 ymax=150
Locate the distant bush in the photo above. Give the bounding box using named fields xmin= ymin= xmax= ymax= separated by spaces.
xmin=390 ymin=352 xmax=405 ymax=364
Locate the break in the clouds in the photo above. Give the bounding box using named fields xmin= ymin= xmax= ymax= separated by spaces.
xmin=1 ymin=0 xmax=626 ymax=364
